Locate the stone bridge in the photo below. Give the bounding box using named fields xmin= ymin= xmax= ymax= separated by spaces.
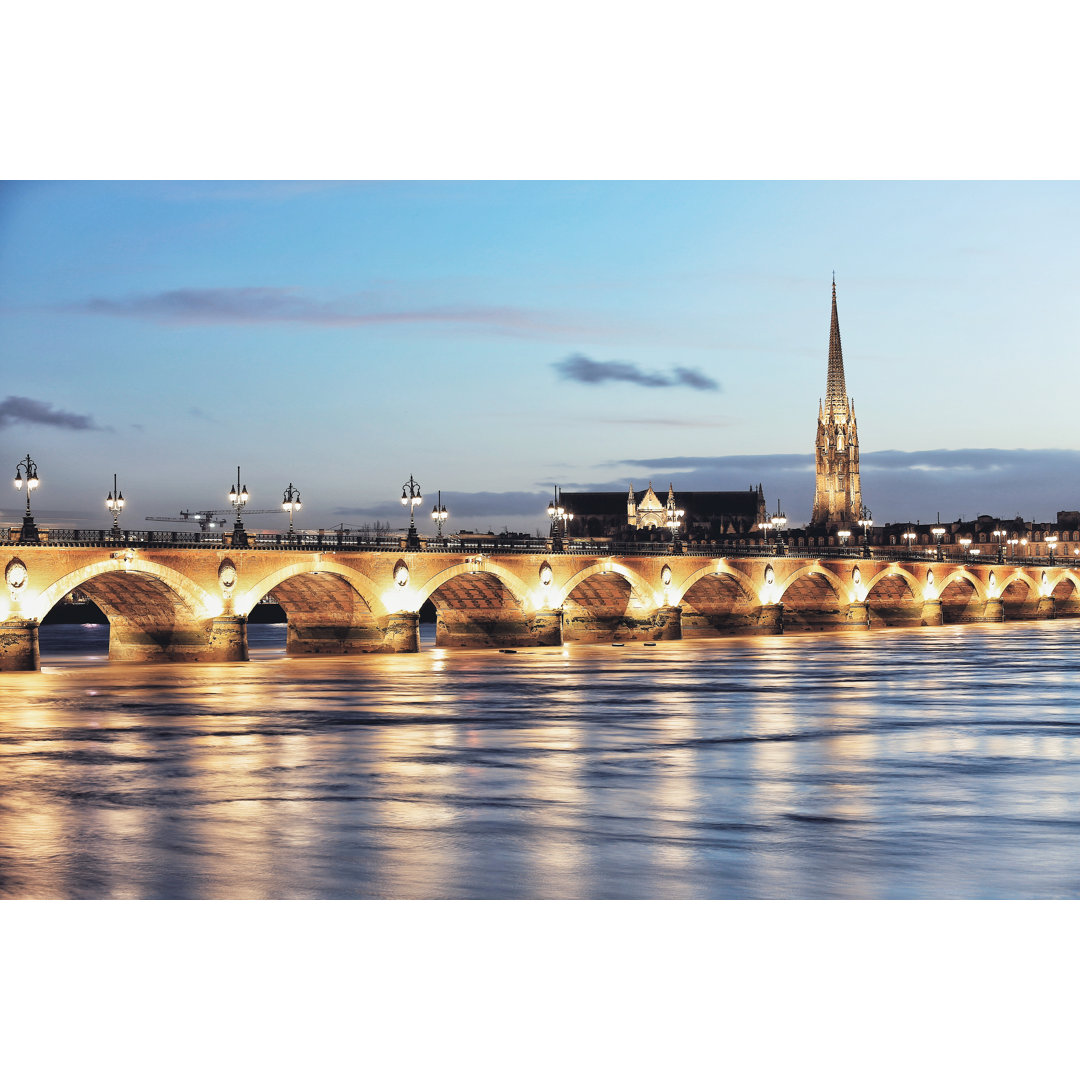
xmin=2 ymin=543 xmax=1079 ymax=670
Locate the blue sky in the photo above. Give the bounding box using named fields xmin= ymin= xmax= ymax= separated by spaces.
xmin=3 ymin=180 xmax=1079 ymax=534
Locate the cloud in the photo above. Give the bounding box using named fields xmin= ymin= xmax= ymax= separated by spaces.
xmin=553 ymin=353 xmax=720 ymax=391
xmin=57 ymin=287 xmax=613 ymax=340
xmin=0 ymin=396 xmax=105 ymax=431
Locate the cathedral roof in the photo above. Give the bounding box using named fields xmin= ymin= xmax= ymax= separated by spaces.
xmin=637 ymin=483 xmax=664 ymax=510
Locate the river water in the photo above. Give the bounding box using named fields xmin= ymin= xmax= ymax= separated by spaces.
xmin=3 ymin=620 xmax=1080 ymax=899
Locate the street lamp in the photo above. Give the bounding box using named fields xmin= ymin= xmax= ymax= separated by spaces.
xmin=281 ymin=483 xmax=301 ymax=537
xmin=228 ymin=465 xmax=250 ymax=548
xmin=667 ymin=504 xmax=685 ymax=554
xmin=13 ymin=453 xmax=40 ymax=544
xmin=759 ymin=517 xmax=772 ymax=550
xmin=1047 ymin=535 xmax=1059 ymax=565
xmin=105 ymin=473 xmax=125 ymax=535
xmin=546 ymin=486 xmax=572 ymax=553
xmin=992 ymin=528 xmax=1007 ymax=564
xmin=858 ymin=511 xmax=873 ymax=556
xmin=1006 ymin=537 xmax=1019 ymax=565
xmin=837 ymin=529 xmax=851 ymax=551
xmin=959 ymin=537 xmax=971 ymax=562
xmin=771 ymin=503 xmax=788 ymax=555
xmin=401 ymin=474 xmax=422 ymax=551
xmin=931 ymin=526 xmax=946 ymax=561
xmin=430 ymin=490 xmax=448 ymax=541
xmin=902 ymin=531 xmax=917 ymax=553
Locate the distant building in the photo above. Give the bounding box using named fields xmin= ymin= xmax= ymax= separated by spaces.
xmin=561 ymin=482 xmax=766 ymax=541
xmin=811 ymin=277 xmax=864 ymax=528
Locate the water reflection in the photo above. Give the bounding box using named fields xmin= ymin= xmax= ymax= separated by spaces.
xmin=4 ymin=621 xmax=1080 ymax=897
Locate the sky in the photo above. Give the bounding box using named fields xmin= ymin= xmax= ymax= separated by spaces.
xmin=2 ymin=180 xmax=1080 ymax=535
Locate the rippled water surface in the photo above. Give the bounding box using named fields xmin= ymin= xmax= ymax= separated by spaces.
xmin=4 ymin=621 xmax=1080 ymax=898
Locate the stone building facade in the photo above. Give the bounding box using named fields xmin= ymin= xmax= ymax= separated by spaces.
xmin=561 ymin=483 xmax=766 ymax=541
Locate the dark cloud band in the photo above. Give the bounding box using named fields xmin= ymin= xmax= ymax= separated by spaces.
xmin=57 ymin=287 xmax=608 ymax=340
xmin=0 ymin=396 xmax=103 ymax=431
xmin=553 ymin=353 xmax=720 ymax=391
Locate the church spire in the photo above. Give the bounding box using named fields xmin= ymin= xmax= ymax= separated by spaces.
xmin=811 ymin=276 xmax=863 ymax=527
xmin=826 ymin=274 xmax=848 ymax=412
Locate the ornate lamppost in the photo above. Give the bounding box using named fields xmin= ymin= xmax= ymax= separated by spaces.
xmin=13 ymin=453 xmax=40 ymax=543
xmin=1006 ymin=537 xmax=1019 ymax=565
xmin=106 ymin=473 xmax=125 ymax=536
xmin=959 ymin=537 xmax=972 ymax=563
xmin=228 ymin=466 xmax=250 ymax=548
xmin=666 ymin=504 xmax=685 ymax=554
xmin=771 ymin=502 xmax=787 ymax=555
xmin=992 ymin=528 xmax=1007 ymax=564
xmin=1047 ymin=534 xmax=1059 ymax=566
xmin=903 ymin=530 xmax=917 ymax=554
xmin=430 ymin=490 xmax=448 ymax=541
xmin=281 ymin=483 xmax=301 ymax=537
xmin=931 ymin=525 xmax=946 ymax=561
xmin=837 ymin=528 xmax=851 ymax=552
xmin=401 ymin=475 xmax=422 ymax=551
xmin=547 ymin=486 xmax=571 ymax=553
xmin=758 ymin=516 xmax=772 ymax=551
xmin=858 ymin=510 xmax=873 ymax=557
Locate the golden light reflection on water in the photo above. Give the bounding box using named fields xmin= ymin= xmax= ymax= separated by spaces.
xmin=7 ymin=620 xmax=1080 ymax=897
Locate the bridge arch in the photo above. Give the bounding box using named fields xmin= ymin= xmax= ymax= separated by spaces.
xmin=414 ymin=561 xmax=532 ymax=611
xmin=35 ymin=558 xmax=216 ymax=623
xmin=934 ymin=568 xmax=987 ymax=602
xmin=416 ymin=562 xmax=550 ymax=649
xmin=775 ymin=563 xmax=846 ymax=632
xmin=996 ymin=570 xmax=1040 ymax=602
xmin=673 ymin=561 xmax=758 ymax=607
xmin=863 ymin=564 xmax=922 ymax=600
xmin=776 ymin=562 xmax=846 ymax=604
xmin=241 ymin=560 xmax=387 ymax=618
xmin=1050 ymin=571 xmax=1080 ymax=613
xmin=557 ymin=561 xmax=666 ymax=642
xmin=862 ymin=566 xmax=922 ymax=627
xmin=677 ymin=562 xmax=760 ymax=637
xmin=935 ymin=568 xmax=986 ymax=623
xmin=555 ymin=562 xmax=656 ymax=610
xmin=34 ymin=558 xmax=220 ymax=662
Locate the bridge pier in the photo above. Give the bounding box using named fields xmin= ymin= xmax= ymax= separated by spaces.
xmin=205 ymin=616 xmax=250 ymax=662
xmin=530 ymin=609 xmax=564 ymax=646
xmin=844 ymin=600 xmax=871 ymax=630
xmin=1036 ymin=596 xmax=1056 ymax=620
xmin=562 ymin=604 xmax=681 ymax=644
xmin=757 ymin=603 xmax=784 ymax=634
xmin=383 ymin=611 xmax=420 ymax=652
xmin=286 ymin=622 xmax=388 ymax=656
xmin=435 ymin=608 xmax=565 ymax=649
xmin=920 ymin=599 xmax=943 ymax=626
xmin=982 ymin=598 xmax=1005 ymax=623
xmin=0 ymin=619 xmax=40 ymax=672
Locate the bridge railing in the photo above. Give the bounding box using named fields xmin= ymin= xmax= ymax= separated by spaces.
xmin=3 ymin=528 xmax=228 ymax=548
xmin=5 ymin=529 xmax=1080 ymax=567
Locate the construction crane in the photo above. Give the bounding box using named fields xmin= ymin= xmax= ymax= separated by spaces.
xmin=145 ymin=508 xmax=286 ymax=532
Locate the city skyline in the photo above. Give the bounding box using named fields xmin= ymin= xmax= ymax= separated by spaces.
xmin=2 ymin=180 xmax=1079 ymax=535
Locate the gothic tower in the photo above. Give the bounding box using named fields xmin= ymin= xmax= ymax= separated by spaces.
xmin=810 ymin=277 xmax=863 ymax=527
